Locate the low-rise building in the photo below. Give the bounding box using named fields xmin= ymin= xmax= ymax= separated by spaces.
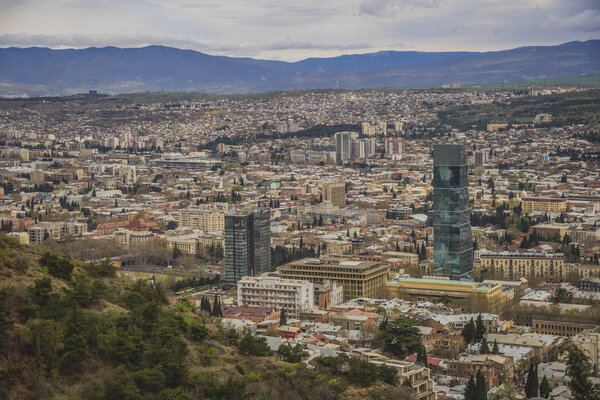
xmin=28 ymin=221 xmax=88 ymax=245
xmin=385 ymin=275 xmax=507 ymax=314
xmin=278 ymin=256 xmax=390 ymax=301
xmin=521 ymin=197 xmax=567 ymax=214
xmin=237 ymin=276 xmax=314 ymax=317
xmin=478 ymin=251 xmax=566 ymax=281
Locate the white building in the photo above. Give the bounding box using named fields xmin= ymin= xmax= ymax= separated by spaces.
xmin=237 ymin=276 xmax=314 ymax=316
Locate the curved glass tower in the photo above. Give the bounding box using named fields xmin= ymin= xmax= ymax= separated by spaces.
xmin=432 ymin=144 xmax=473 ymax=280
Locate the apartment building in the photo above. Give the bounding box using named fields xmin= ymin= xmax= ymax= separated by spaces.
xmin=113 ymin=228 xmax=156 ymax=248
xmin=322 ymin=182 xmax=346 ymax=207
xmin=385 ymin=275 xmax=507 ymax=314
xmin=521 ymin=197 xmax=567 ymax=214
xmin=478 ymin=251 xmax=566 ymax=281
xmin=363 ymin=355 xmax=435 ymax=400
xmin=532 ymin=316 xmax=599 ymax=337
xmin=448 ymin=354 xmax=514 ymax=389
xmin=178 ymin=207 xmax=225 ymax=231
xmin=572 ymin=327 xmax=600 ymax=377
xmin=237 ymin=276 xmax=314 ymax=317
xmin=277 ymin=256 xmax=390 ymax=301
xmin=28 ymin=221 xmax=88 ymax=245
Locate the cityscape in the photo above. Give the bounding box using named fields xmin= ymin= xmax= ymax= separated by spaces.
xmin=1 ymin=1 xmax=600 ymax=400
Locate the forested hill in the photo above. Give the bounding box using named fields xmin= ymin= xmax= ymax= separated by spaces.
xmin=0 ymin=40 xmax=599 ymax=96
xmin=0 ymin=235 xmax=411 ymax=400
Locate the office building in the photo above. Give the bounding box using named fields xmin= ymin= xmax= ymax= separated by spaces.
xmin=237 ymin=276 xmax=314 ymax=317
xmin=225 ymin=210 xmax=271 ymax=283
xmin=478 ymin=251 xmax=566 ymax=281
xmin=322 ymin=182 xmax=346 ymax=207
xmin=521 ymin=197 xmax=567 ymax=214
xmin=385 ymin=275 xmax=506 ymax=314
xmin=432 ymin=144 xmax=473 ymax=279
xmin=278 ymin=256 xmax=389 ymax=301
xmin=335 ymin=131 xmax=351 ymax=163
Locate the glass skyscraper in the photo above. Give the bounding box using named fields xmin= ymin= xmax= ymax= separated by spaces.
xmin=225 ymin=210 xmax=271 ymax=283
xmin=432 ymin=144 xmax=473 ymax=280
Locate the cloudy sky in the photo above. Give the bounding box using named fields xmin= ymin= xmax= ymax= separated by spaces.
xmin=0 ymin=0 xmax=598 ymax=61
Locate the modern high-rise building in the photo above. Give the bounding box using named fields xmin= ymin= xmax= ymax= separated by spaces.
xmin=385 ymin=137 xmax=405 ymax=158
xmin=432 ymin=144 xmax=473 ymax=280
xmin=225 ymin=210 xmax=271 ymax=283
xmin=335 ymin=131 xmax=351 ymax=164
xmin=351 ymin=138 xmax=376 ymax=159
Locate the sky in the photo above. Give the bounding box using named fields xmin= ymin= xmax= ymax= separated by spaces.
xmin=0 ymin=0 xmax=599 ymax=61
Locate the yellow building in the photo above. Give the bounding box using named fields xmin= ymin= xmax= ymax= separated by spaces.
xmin=178 ymin=207 xmax=225 ymax=231
xmin=383 ymin=251 xmax=419 ymax=266
xmin=277 ymin=256 xmax=389 ymax=301
xmin=384 ymin=275 xmax=506 ymax=314
xmin=521 ymin=197 xmax=567 ymax=214
xmin=478 ymin=251 xmax=565 ymax=281
xmin=322 ymin=182 xmax=346 ymax=207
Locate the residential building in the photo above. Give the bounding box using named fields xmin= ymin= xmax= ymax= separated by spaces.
xmin=572 ymin=327 xmax=600 ymax=377
xmin=432 ymin=143 xmax=473 ymax=280
xmin=178 ymin=207 xmax=225 ymax=231
xmin=237 ymin=276 xmax=314 ymax=317
xmin=313 ymin=280 xmax=344 ymax=308
xmin=478 ymin=251 xmax=566 ymax=281
xmin=521 ymin=197 xmax=567 ymax=214
xmin=448 ymin=354 xmax=514 ymax=389
xmin=322 ymin=182 xmax=346 ymax=207
xmin=335 ymin=131 xmax=351 ymax=164
xmin=225 ymin=210 xmax=271 ymax=283
xmin=384 ymin=137 xmax=404 ymax=158
xmin=385 ymin=275 xmax=507 ymax=314
xmin=28 ymin=221 xmax=88 ymax=245
xmin=532 ymin=316 xmax=599 ymax=337
xmin=277 ymin=256 xmax=390 ymax=301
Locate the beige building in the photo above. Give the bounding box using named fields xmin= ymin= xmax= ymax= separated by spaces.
xmin=521 ymin=197 xmax=567 ymax=214
xmin=572 ymin=327 xmax=600 ymax=377
xmin=278 ymin=256 xmax=389 ymax=301
xmin=322 ymin=182 xmax=346 ymax=207
xmin=385 ymin=275 xmax=507 ymax=314
xmin=178 ymin=207 xmax=225 ymax=231
xmin=28 ymin=221 xmax=88 ymax=245
xmin=113 ymin=228 xmax=156 ymax=248
xmin=478 ymin=251 xmax=565 ymax=281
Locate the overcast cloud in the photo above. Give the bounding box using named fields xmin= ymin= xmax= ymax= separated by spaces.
xmin=0 ymin=0 xmax=598 ymax=61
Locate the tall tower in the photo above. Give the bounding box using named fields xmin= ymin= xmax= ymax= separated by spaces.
xmin=335 ymin=131 xmax=351 ymax=164
xmin=225 ymin=210 xmax=271 ymax=283
xmin=432 ymin=144 xmax=473 ymax=280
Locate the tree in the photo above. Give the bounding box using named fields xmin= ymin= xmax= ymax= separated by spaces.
xmin=277 ymin=343 xmax=308 ymax=363
xmin=464 ymin=375 xmax=476 ymax=400
xmin=40 ymin=252 xmax=74 ymax=281
xmin=564 ymin=342 xmax=597 ymax=400
xmin=417 ymin=346 xmax=428 ymax=365
xmin=211 ymin=295 xmax=222 ymax=317
xmin=279 ymin=308 xmax=287 ymax=326
xmin=539 ymin=375 xmax=551 ymax=398
xmin=104 ymin=365 xmax=142 ymax=400
xmin=479 ymin=338 xmax=490 ymax=354
xmin=461 ymin=318 xmax=476 ymax=344
xmin=475 ymin=369 xmax=487 ymax=400
xmin=492 ymin=339 xmax=500 ymax=355
xmin=525 ymin=362 xmax=538 ymax=398
xmin=377 ymin=317 xmax=422 ymax=359
xmin=475 ymin=314 xmax=486 ymax=342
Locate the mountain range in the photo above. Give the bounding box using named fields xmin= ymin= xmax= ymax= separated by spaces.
xmin=0 ymin=40 xmax=598 ymax=96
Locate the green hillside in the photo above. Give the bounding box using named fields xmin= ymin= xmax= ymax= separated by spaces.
xmin=0 ymin=235 xmax=410 ymax=400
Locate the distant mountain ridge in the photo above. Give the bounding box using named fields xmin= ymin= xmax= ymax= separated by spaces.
xmin=0 ymin=40 xmax=598 ymax=96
